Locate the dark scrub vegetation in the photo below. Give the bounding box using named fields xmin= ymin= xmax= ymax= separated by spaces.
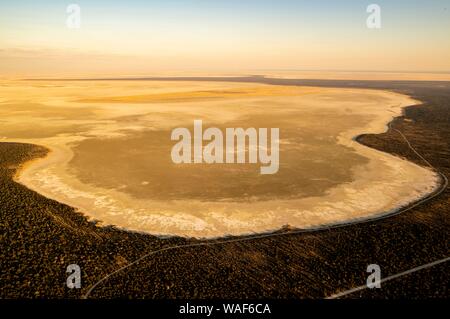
xmin=1 ymin=80 xmax=448 ymax=298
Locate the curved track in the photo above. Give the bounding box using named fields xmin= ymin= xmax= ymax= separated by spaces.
xmin=83 ymin=117 xmax=448 ymax=299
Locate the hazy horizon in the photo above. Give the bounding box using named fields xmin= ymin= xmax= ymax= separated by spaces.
xmin=1 ymin=0 xmax=450 ymax=77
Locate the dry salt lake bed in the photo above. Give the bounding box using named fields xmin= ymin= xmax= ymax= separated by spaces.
xmin=0 ymin=79 xmax=439 ymax=237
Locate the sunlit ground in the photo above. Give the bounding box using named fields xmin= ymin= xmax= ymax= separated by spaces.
xmin=0 ymin=80 xmax=438 ymax=237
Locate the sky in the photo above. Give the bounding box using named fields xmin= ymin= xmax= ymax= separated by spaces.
xmin=1 ymin=0 xmax=449 ymax=76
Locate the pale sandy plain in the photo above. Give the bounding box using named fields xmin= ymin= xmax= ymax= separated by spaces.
xmin=0 ymin=79 xmax=439 ymax=238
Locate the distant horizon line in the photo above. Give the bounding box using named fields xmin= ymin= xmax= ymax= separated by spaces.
xmin=7 ymin=69 xmax=449 ymax=80
xmin=18 ymin=75 xmax=450 ymax=84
